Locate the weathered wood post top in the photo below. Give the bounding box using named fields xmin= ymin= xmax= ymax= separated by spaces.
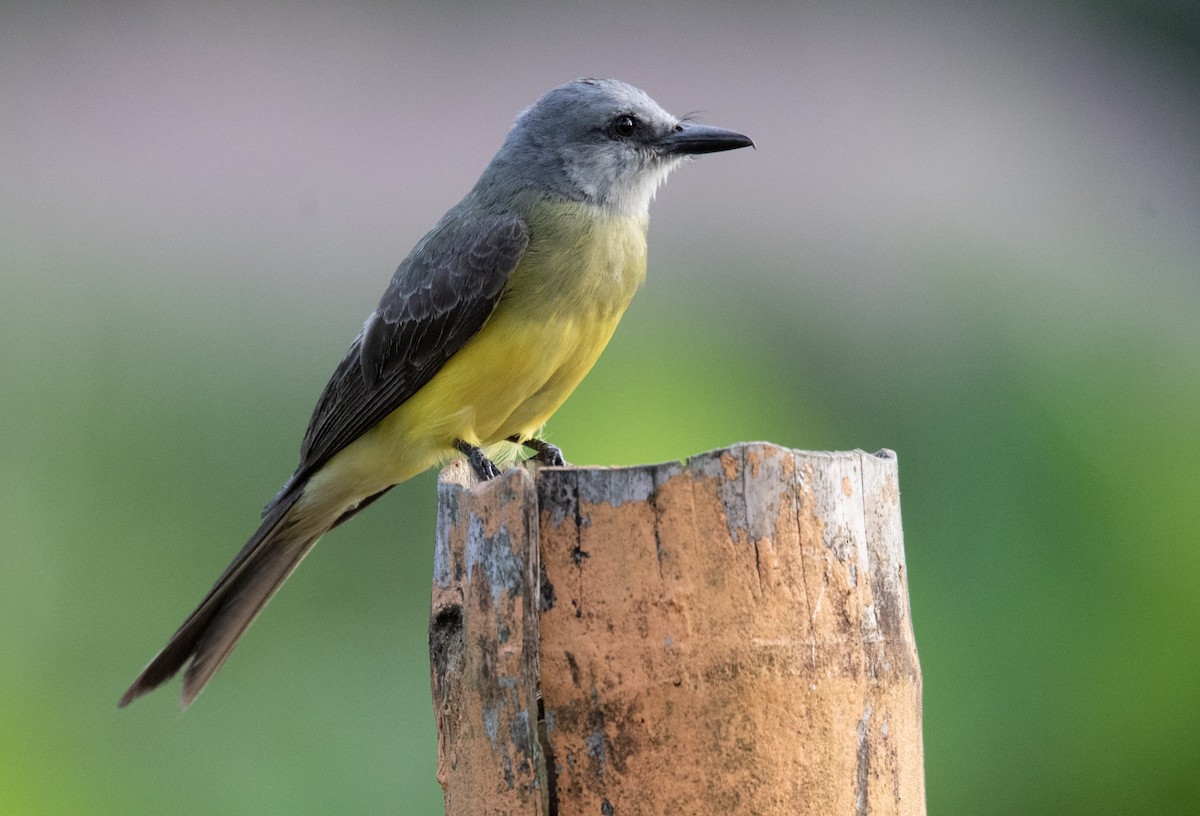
xmin=430 ymin=442 xmax=925 ymax=815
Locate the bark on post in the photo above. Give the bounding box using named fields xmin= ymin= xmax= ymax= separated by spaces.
xmin=430 ymin=442 xmax=925 ymax=815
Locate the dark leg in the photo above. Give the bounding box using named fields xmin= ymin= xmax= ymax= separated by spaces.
xmin=455 ymin=440 xmax=502 ymax=481
xmin=508 ymin=435 xmax=567 ymax=467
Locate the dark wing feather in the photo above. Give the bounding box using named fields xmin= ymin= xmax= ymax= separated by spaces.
xmin=280 ymin=212 xmax=528 ymax=497
xmin=120 ymin=213 xmax=528 ymax=707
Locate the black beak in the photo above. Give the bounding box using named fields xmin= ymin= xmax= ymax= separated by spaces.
xmin=659 ymin=121 xmax=754 ymax=155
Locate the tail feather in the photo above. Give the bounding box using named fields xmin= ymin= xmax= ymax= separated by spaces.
xmin=118 ymin=489 xmax=316 ymax=709
xmin=180 ymin=532 xmax=317 ymax=706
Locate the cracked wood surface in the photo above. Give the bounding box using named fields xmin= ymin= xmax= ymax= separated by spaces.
xmin=431 ymin=443 xmax=925 ymax=815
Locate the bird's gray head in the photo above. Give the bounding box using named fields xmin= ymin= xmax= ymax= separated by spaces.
xmin=478 ymin=78 xmax=753 ymax=217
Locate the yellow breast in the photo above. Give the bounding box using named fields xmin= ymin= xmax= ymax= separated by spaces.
xmin=327 ymin=200 xmax=649 ymax=494
xmin=440 ymin=200 xmax=648 ymax=443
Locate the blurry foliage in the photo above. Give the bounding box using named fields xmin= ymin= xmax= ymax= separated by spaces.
xmin=5 ymin=240 xmax=1198 ymax=814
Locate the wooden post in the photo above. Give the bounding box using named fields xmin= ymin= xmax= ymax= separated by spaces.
xmin=430 ymin=443 xmax=925 ymax=815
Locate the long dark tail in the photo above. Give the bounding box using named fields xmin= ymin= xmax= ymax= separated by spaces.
xmin=118 ymin=488 xmax=318 ymax=709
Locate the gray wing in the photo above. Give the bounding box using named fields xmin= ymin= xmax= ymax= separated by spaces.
xmin=280 ymin=212 xmax=528 ymax=497
xmin=120 ymin=213 xmax=528 ymax=707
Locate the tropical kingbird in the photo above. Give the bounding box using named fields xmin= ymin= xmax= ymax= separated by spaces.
xmin=119 ymin=78 xmax=752 ymax=708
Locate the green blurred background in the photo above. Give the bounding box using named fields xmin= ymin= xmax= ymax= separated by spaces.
xmin=3 ymin=1 xmax=1198 ymax=813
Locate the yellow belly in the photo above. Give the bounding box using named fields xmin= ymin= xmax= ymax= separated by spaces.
xmin=386 ymin=306 xmax=626 ymax=451
xmin=303 ymin=201 xmax=648 ymax=511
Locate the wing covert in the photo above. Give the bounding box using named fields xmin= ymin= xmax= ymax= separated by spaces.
xmin=286 ymin=212 xmax=528 ymax=491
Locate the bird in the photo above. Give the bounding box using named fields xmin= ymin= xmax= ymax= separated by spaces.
xmin=119 ymin=78 xmax=753 ymax=708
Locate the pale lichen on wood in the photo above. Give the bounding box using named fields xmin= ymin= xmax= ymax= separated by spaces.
xmin=431 ymin=443 xmax=925 ymax=815
xmin=431 ymin=463 xmax=547 ymax=814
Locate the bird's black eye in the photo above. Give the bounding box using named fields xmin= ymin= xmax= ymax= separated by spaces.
xmin=611 ymin=115 xmax=638 ymax=138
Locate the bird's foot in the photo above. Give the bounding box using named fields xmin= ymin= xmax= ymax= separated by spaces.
xmin=509 ymin=435 xmax=567 ymax=467
xmin=455 ymin=440 xmax=502 ymax=481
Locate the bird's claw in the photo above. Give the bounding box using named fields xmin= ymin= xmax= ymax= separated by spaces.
xmin=510 ymin=435 xmax=568 ymax=467
xmin=456 ymin=440 xmax=502 ymax=481
xmin=532 ymin=442 xmax=566 ymax=467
